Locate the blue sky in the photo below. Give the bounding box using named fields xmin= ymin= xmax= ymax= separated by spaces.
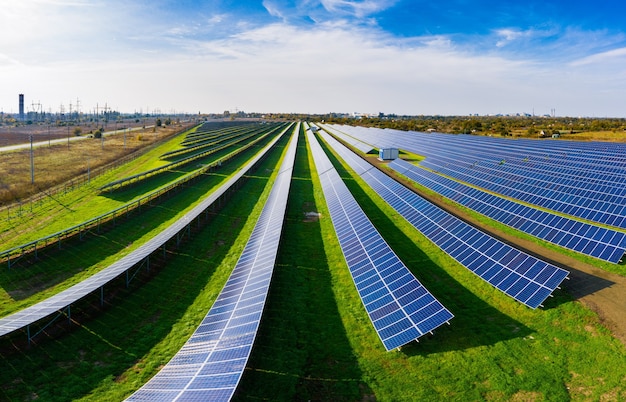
xmin=1 ymin=0 xmax=625 ymax=116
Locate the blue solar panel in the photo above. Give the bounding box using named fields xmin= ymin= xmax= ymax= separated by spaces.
xmin=127 ymin=126 xmax=300 ymax=401
xmin=307 ymin=130 xmax=452 ymax=350
xmin=322 ymin=124 xmax=626 ymax=231
xmin=387 ymin=158 xmax=626 ymax=263
xmin=320 ymin=131 xmax=569 ymax=309
xmin=321 ymin=126 xmax=376 ymax=154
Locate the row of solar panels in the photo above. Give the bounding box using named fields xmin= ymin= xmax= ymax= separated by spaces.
xmin=388 ymin=159 xmax=626 ymax=264
xmin=0 ymin=124 xmax=292 ymax=340
xmin=420 ymin=154 xmax=626 ymax=229
xmin=380 ymin=125 xmax=626 ymax=178
xmin=322 ymin=124 xmax=626 ymax=255
xmin=181 ymin=123 xmax=256 ymax=147
xmin=325 ymin=125 xmax=626 ymax=230
xmin=100 ymin=123 xmax=287 ymax=191
xmin=127 ymin=125 xmax=300 ymax=401
xmin=426 ymin=132 xmax=626 ymax=178
xmin=2 ymin=122 xmax=570 ymax=401
xmin=318 ymin=130 xmax=569 ymax=309
xmin=394 ymin=126 xmax=626 ymax=191
xmin=306 ymin=127 xmax=454 ymax=351
xmin=160 ymin=124 xmax=268 ymax=159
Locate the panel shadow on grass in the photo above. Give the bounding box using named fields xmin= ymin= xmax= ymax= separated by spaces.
xmin=324 ymin=147 xmax=534 ymax=356
xmin=100 ymin=136 xmax=271 ymax=204
xmin=235 ymin=130 xmax=369 ymax=401
xmin=0 ymin=171 xmax=237 ymax=304
xmin=0 ymin=137 xmax=284 ymax=401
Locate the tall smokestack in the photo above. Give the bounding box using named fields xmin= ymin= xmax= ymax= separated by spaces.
xmin=19 ymin=94 xmax=24 ymax=121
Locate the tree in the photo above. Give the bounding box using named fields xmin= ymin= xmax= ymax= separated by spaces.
xmin=73 ymin=127 xmax=82 ymax=136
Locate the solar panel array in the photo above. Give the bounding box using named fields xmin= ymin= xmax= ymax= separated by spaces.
xmin=127 ymin=127 xmax=299 ymax=401
xmin=324 ymin=127 xmax=375 ymax=154
xmin=323 ymin=124 xmax=626 ymax=230
xmin=307 ymin=129 xmax=453 ymax=351
xmin=101 ymin=123 xmax=287 ymax=191
xmin=388 ymin=159 xmax=626 ymax=263
xmin=0 ymin=127 xmax=291 ymax=340
xmin=319 ymin=131 xmax=569 ymax=309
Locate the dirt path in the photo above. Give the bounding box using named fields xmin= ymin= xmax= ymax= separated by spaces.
xmin=364 ymin=155 xmax=626 ymax=345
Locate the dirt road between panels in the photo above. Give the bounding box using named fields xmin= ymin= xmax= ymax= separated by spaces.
xmin=362 ymin=155 xmax=626 ymax=346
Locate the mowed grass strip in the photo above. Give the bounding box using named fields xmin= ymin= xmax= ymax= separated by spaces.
xmin=0 ymin=127 xmax=293 ymax=401
xmin=234 ymin=127 xmax=369 ymax=401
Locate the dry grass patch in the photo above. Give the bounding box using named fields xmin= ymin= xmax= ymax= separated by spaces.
xmin=0 ymin=124 xmax=191 ymax=206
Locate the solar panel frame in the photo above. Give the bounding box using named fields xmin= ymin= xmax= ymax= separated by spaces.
xmin=127 ymin=125 xmax=300 ymax=401
xmin=319 ymin=130 xmax=569 ymax=309
xmin=386 ymin=158 xmax=626 ymax=263
xmin=307 ymin=130 xmax=453 ymax=351
xmin=0 ymin=126 xmax=295 ymax=341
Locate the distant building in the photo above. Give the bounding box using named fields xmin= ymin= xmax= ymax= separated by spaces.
xmin=19 ymin=94 xmax=24 ymax=121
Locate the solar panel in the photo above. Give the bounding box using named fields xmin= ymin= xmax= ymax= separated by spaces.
xmin=321 ymin=126 xmax=375 ymax=154
xmin=322 ymin=124 xmax=626 ymax=230
xmin=0 ymin=125 xmax=294 ymax=341
xmin=319 ymin=130 xmax=568 ymax=309
xmin=307 ymin=130 xmax=453 ymax=351
xmin=127 ymin=126 xmax=300 ymax=402
xmin=388 ymin=158 xmax=626 ymax=263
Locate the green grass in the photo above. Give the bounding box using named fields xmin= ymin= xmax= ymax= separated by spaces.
xmin=0 ymin=127 xmax=193 ymax=249
xmin=0 ymin=128 xmax=284 ymax=317
xmin=1 ymin=124 xmax=626 ymax=401
xmin=234 ymin=127 xmax=368 ymax=401
xmin=311 ymin=132 xmax=626 ymax=400
xmin=0 ymin=126 xmax=293 ymax=401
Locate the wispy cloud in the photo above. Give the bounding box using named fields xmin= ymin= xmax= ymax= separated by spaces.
xmin=2 ymin=1 xmax=626 ymax=116
xmin=319 ymin=0 xmax=398 ymax=18
xmin=570 ymin=47 xmax=626 ymax=66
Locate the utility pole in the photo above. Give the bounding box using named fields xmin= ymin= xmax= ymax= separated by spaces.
xmin=30 ymin=134 xmax=34 ymax=184
xmin=76 ymin=98 xmax=81 ymax=122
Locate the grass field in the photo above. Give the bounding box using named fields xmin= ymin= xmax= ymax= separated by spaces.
xmin=1 ymin=124 xmax=625 ymax=401
xmin=0 ymin=123 xmax=192 ymax=207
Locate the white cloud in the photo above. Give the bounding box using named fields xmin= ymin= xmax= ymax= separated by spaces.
xmin=569 ymin=47 xmax=626 ymax=67
xmin=207 ymin=14 xmax=226 ymax=25
xmin=319 ymin=0 xmax=398 ymax=19
xmin=263 ymin=0 xmax=287 ymax=20
xmin=495 ymin=29 xmax=526 ymax=47
xmin=1 ymin=3 xmax=626 ymax=117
